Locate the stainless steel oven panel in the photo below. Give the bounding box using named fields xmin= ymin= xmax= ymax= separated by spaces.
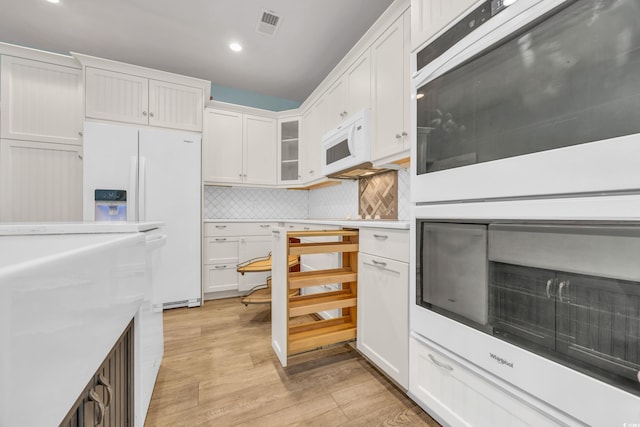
xmin=421 ymin=222 xmax=488 ymax=325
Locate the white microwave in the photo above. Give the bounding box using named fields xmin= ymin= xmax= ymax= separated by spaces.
xmin=411 ymin=0 xmax=640 ymax=203
xmin=321 ymin=109 xmax=371 ymax=178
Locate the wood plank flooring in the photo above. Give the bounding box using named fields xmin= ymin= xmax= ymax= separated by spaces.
xmin=145 ymin=298 xmax=440 ymax=427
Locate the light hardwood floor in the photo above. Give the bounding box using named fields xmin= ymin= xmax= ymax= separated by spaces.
xmin=145 ymin=298 xmax=440 ymax=427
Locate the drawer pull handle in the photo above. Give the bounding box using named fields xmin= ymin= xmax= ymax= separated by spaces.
xmin=215 ymin=225 xmax=227 ymax=229
xmin=304 ymin=227 xmax=310 ymax=230
xmin=97 ymin=373 xmax=112 ymax=408
xmin=428 ymin=354 xmax=453 ymax=371
xmin=88 ymin=389 xmax=105 ymax=426
xmin=260 ymin=224 xmax=270 ymax=228
xmin=371 ymin=259 xmax=387 ymax=268
xmin=215 ymin=238 xmax=227 ymax=242
xmin=272 ymin=230 xmax=280 ymax=235
xmin=373 ymin=234 xmax=388 ymax=240
xmin=215 ymin=265 xmax=227 ymax=269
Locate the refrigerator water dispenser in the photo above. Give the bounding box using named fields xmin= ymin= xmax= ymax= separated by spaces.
xmin=95 ymin=189 xmax=127 ymax=221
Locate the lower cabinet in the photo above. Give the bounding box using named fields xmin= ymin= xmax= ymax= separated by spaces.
xmin=357 ymin=227 xmax=409 ymax=389
xmin=60 ymin=321 xmax=134 ymax=427
xmin=409 ymin=335 xmax=560 ymax=427
xmin=203 ymin=222 xmax=276 ymax=296
xmin=0 ymin=139 xmax=83 ymax=222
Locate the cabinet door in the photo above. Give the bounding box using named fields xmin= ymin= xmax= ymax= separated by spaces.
xmin=271 ymin=227 xmax=289 ymax=367
xmin=346 ymin=51 xmax=371 ymax=117
xmin=85 ymin=67 xmax=149 ymax=125
xmin=358 ymin=253 xmax=409 ymax=388
xmin=148 ymin=80 xmax=203 ymax=132
xmin=301 ymin=98 xmax=326 ymax=183
xmin=411 ymin=0 xmax=477 ymax=51
xmin=202 ymin=108 xmax=243 ymax=184
xmin=1 ymin=56 xmax=82 ymax=145
xmin=409 ymin=336 xmax=560 ymax=427
xmin=243 ymin=114 xmax=276 ymax=186
xmin=0 ymin=139 xmax=82 ymax=221
xmin=278 ymin=117 xmax=301 ymax=184
xmin=324 ymin=78 xmax=347 ymax=131
xmin=372 ymin=13 xmax=410 ymax=162
xmin=238 ymin=236 xmax=273 ymax=292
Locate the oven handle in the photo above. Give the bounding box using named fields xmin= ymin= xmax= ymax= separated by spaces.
xmin=546 ymin=279 xmax=553 ymax=299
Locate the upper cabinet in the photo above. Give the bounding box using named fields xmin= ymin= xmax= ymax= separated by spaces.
xmin=301 ymin=97 xmax=326 ymax=184
xmin=278 ymin=116 xmax=302 ymax=185
xmin=85 ymin=67 xmax=204 ymax=132
xmin=411 ymin=0 xmax=477 ymax=51
xmin=202 ymin=106 xmax=277 ymax=186
xmin=0 ymin=55 xmax=83 ymax=145
xmin=371 ymin=11 xmax=410 ymax=162
xmin=324 ymin=52 xmax=372 ymax=131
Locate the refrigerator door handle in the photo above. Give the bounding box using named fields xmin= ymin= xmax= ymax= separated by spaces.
xmin=129 ymin=155 xmax=138 ymax=221
xmin=139 ymin=156 xmax=147 ymax=221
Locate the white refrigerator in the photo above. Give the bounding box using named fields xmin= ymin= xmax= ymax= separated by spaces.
xmin=82 ymin=121 xmax=202 ymax=308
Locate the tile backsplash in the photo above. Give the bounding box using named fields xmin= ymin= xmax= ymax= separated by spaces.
xmin=204 ymin=186 xmax=308 ymax=219
xmin=204 ymin=168 xmax=410 ymax=220
xmin=359 ymin=170 xmax=398 ymax=219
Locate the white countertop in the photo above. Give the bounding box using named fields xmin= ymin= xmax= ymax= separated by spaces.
xmin=0 ymin=221 xmax=164 ymax=235
xmin=203 ymin=218 xmax=410 ymax=230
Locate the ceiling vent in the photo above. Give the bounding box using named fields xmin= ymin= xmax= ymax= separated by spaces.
xmin=256 ymin=10 xmax=281 ymax=37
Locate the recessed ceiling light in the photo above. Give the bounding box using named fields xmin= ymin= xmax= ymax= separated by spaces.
xmin=229 ymin=43 xmax=242 ymax=52
xmin=47 ymin=0 xmax=60 ymax=3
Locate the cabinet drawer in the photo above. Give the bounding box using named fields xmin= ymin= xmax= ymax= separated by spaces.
xmin=409 ymin=335 xmax=559 ymax=427
xmin=284 ymin=223 xmax=340 ymax=232
xmin=359 ymin=227 xmax=409 ymax=262
xmin=203 ymin=238 xmax=239 ymax=264
xmin=204 ymin=222 xmax=276 ymax=237
xmin=204 ymin=265 xmax=238 ymax=293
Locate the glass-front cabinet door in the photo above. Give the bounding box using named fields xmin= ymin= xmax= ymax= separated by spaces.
xmin=278 ymin=117 xmax=301 ymax=185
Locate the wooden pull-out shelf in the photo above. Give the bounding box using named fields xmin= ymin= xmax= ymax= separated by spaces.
xmin=288 ymin=316 xmax=357 ymax=355
xmin=288 ymin=267 xmax=357 ymax=289
xmin=273 ymin=228 xmax=359 ymax=363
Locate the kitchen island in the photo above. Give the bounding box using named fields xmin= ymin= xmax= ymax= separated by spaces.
xmin=0 ymin=222 xmax=164 ymax=426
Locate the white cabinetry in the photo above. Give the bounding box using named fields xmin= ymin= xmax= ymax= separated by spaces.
xmin=1 ymin=56 xmax=83 ymax=145
xmin=324 ymin=52 xmax=372 ymax=131
xmin=411 ymin=0 xmax=477 ymax=51
xmin=301 ymin=98 xmax=326 ymax=183
xmin=203 ymin=222 xmax=276 ymax=296
xmin=371 ymin=12 xmax=410 ymax=162
xmin=84 ymin=66 xmax=205 ymax=131
xmin=357 ymin=228 xmax=409 ymax=388
xmin=0 ymin=139 xmax=82 ymax=221
xmin=0 ymin=48 xmax=84 ymax=222
xmin=409 ymin=335 xmax=560 ymax=427
xmin=278 ymin=116 xmax=302 ymax=185
xmin=202 ymin=108 xmax=276 ymax=186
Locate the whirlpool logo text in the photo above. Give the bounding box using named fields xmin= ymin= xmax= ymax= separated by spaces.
xmin=490 ymin=353 xmax=514 ymax=368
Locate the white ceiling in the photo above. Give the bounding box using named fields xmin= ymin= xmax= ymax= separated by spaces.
xmin=0 ymin=0 xmax=395 ymax=102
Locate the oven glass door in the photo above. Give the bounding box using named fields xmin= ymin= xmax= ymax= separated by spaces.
xmin=416 ymin=0 xmax=640 ymax=175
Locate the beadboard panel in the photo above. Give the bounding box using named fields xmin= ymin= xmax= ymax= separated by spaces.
xmin=149 ymin=80 xmax=203 ymax=131
xmin=0 ymin=139 xmax=83 ymax=221
xmin=1 ymin=56 xmax=83 ymax=145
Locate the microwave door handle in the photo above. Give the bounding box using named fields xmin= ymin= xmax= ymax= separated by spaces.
xmin=347 ymin=125 xmax=356 ymax=157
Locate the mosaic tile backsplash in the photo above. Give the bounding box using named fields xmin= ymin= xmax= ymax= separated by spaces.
xmin=204 ymin=168 xmax=410 ymax=220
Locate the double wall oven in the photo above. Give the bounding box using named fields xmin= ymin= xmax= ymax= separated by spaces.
xmin=411 ymin=0 xmax=640 ymax=425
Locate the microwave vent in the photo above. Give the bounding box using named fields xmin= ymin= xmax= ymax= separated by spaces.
xmin=257 ymin=11 xmax=281 ymax=37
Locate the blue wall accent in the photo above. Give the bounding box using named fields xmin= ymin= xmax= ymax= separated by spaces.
xmin=211 ymin=84 xmax=301 ymax=112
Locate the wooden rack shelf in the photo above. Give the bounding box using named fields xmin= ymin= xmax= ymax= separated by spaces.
xmin=271 ymin=228 xmax=359 ymax=366
xmin=288 ymin=267 xmax=357 ymax=289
